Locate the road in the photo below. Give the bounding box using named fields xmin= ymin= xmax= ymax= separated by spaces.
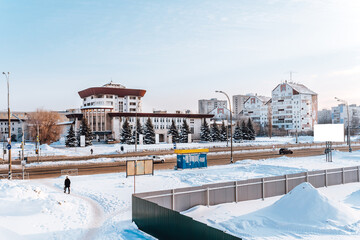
xmin=1 ymin=144 xmax=358 ymax=179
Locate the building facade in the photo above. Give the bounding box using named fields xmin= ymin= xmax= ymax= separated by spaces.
xmin=331 ymin=104 xmax=360 ymax=126
xmin=271 ymin=82 xmax=318 ymax=131
xmin=68 ymin=82 xmax=213 ymax=142
xmin=0 ymin=112 xmax=27 ymax=142
xmin=77 ymin=82 xmax=146 ymax=140
xmin=232 ymin=94 xmax=252 ymax=116
xmin=243 ymin=95 xmax=271 ymax=127
xmin=198 ymin=98 xmax=227 ymax=114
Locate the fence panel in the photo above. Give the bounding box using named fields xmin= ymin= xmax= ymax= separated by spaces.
xmin=132 ymin=195 xmax=242 ymax=240
xmin=264 ymin=175 xmax=285 ymax=198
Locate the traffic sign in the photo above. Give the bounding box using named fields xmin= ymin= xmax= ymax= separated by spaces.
xmin=7 ymin=144 xmax=11 ymax=150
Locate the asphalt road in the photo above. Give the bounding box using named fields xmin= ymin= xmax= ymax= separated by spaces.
xmin=1 ymin=144 xmax=358 ymax=179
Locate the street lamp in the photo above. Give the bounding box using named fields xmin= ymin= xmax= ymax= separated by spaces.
xmin=2 ymin=72 xmax=11 ymax=179
xmin=335 ymin=97 xmax=352 ymax=152
xmin=215 ymin=90 xmax=233 ymax=163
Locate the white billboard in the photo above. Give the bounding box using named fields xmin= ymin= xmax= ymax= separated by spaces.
xmin=314 ymin=124 xmax=344 ymax=142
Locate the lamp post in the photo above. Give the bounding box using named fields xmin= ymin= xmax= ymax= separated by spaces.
xmin=2 ymin=72 xmax=11 ymax=179
xmin=335 ymin=97 xmax=352 ymax=152
xmin=216 ymin=90 xmax=233 ymax=163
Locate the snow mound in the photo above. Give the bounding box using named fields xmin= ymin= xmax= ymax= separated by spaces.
xmin=261 ymin=182 xmax=357 ymax=226
xmin=217 ymin=183 xmax=359 ymax=238
xmin=345 ymin=190 xmax=360 ymax=207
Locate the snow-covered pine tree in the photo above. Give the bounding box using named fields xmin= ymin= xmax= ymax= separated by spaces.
xmin=144 ymin=118 xmax=155 ymax=144
xmin=247 ymin=119 xmax=256 ymax=140
xmin=210 ymin=121 xmax=221 ymax=142
xmin=241 ymin=120 xmax=249 ymax=140
xmin=180 ymin=120 xmax=191 ymax=143
xmin=121 ymin=119 xmax=132 ymax=144
xmin=233 ymin=122 xmax=243 ymax=141
xmin=200 ymin=119 xmax=211 ymax=142
xmin=131 ymin=118 xmax=143 ymax=144
xmin=65 ymin=125 xmax=77 ymax=147
xmin=78 ymin=118 xmax=93 ymax=146
xmin=168 ymin=120 xmax=179 ymax=143
xmin=220 ymin=121 xmax=227 ymax=142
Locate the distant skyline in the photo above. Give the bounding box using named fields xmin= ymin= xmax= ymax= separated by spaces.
xmin=1 ymin=0 xmax=360 ymax=113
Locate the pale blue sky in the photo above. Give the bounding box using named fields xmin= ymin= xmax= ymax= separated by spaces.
xmin=1 ymin=0 xmax=360 ymax=112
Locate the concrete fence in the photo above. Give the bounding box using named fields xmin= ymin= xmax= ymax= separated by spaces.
xmin=134 ymin=166 xmax=360 ymax=212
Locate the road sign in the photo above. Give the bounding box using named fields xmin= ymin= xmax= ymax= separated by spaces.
xmin=7 ymin=144 xmax=11 ymax=150
xmin=7 ymin=138 xmax=10 ymax=143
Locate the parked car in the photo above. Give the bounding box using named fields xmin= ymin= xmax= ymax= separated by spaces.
xmin=279 ymin=148 xmax=293 ymax=155
xmin=148 ymin=155 xmax=165 ymax=163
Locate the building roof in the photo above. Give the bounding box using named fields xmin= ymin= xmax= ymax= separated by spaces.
xmin=287 ymin=82 xmax=317 ymax=95
xmin=244 ymin=95 xmax=271 ymax=105
xmin=108 ymin=112 xmax=214 ymax=119
xmin=78 ymin=87 xmax=146 ymax=99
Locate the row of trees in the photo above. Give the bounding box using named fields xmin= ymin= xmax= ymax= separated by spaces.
xmin=65 ymin=118 xmax=93 ymax=147
xmin=200 ymin=119 xmax=256 ymax=142
xmin=120 ymin=118 xmax=191 ymax=144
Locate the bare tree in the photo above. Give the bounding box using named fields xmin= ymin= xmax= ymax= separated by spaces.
xmin=27 ymin=109 xmax=63 ymax=145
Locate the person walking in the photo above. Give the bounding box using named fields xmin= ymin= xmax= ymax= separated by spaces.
xmin=64 ymin=176 xmax=71 ymax=194
xmin=90 ymin=148 xmax=93 ymax=155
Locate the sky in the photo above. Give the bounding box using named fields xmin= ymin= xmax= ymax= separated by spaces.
xmin=0 ymin=0 xmax=360 ymax=113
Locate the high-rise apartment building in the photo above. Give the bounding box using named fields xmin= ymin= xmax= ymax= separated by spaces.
xmin=198 ymin=98 xmax=227 ymax=114
xmin=271 ymin=81 xmax=318 ymax=131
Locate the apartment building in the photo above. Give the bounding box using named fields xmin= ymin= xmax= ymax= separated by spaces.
xmin=243 ymin=95 xmax=271 ymax=127
xmin=198 ymin=98 xmax=227 ymax=114
xmin=271 ymin=81 xmax=318 ymax=131
xmin=331 ymin=104 xmax=360 ymax=126
xmin=232 ymin=94 xmax=252 ymax=116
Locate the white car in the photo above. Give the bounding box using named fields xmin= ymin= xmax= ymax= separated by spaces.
xmin=148 ymin=155 xmax=165 ymax=163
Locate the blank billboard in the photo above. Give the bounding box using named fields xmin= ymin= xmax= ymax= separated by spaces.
xmin=314 ymin=124 xmax=344 ymax=142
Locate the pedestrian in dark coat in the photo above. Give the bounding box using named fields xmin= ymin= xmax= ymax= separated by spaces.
xmin=64 ymin=176 xmax=71 ymax=194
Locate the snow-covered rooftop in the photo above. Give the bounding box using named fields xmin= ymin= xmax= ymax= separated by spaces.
xmin=287 ymin=82 xmax=317 ymax=95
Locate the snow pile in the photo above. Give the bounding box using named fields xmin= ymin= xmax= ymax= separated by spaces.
xmin=215 ymin=183 xmax=359 ymax=239
xmin=0 ymin=180 xmax=92 ymax=240
xmin=345 ymin=190 xmax=360 ymax=208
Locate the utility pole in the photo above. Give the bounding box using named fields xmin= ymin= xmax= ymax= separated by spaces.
xmin=335 ymin=97 xmax=352 ymax=152
xmin=3 ymin=72 xmax=11 ymax=179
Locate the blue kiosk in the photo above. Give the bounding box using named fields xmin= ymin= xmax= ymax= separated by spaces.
xmin=175 ymin=149 xmax=208 ymax=169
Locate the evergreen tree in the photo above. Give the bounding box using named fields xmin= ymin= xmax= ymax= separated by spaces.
xmin=78 ymin=118 xmax=93 ymax=146
xmin=210 ymin=122 xmax=221 ymax=142
xmin=168 ymin=120 xmax=179 ymax=143
xmin=241 ymin=120 xmax=251 ymax=140
xmin=180 ymin=120 xmax=191 ymax=143
xmin=200 ymin=119 xmax=211 ymax=142
xmin=144 ymin=118 xmax=155 ymax=144
xmin=233 ymin=122 xmax=243 ymax=141
xmin=220 ymin=121 xmax=228 ymax=142
xmin=131 ymin=118 xmax=143 ymax=144
xmin=65 ymin=125 xmax=77 ymax=147
xmin=247 ymin=119 xmax=256 ymax=140
xmin=121 ymin=119 xmax=132 ymax=144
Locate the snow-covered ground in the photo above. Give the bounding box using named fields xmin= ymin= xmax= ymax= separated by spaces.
xmin=4 ymin=136 xmax=316 ymax=159
xmin=3 ymin=149 xmax=360 ymax=239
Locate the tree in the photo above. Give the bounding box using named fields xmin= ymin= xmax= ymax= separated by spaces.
xmin=131 ymin=118 xmax=143 ymax=144
xmin=121 ymin=119 xmax=132 ymax=144
xmin=11 ymin=134 xmax=17 ymax=142
xmin=168 ymin=120 xmax=179 ymax=143
xmin=233 ymin=122 xmax=243 ymax=141
xmin=200 ymin=119 xmax=211 ymax=142
xmin=28 ymin=109 xmax=63 ymax=145
xmin=220 ymin=121 xmax=227 ymax=142
xmin=210 ymin=122 xmax=221 ymax=142
xmin=65 ymin=125 xmax=77 ymax=147
xmin=247 ymin=119 xmax=256 ymax=140
xmin=180 ymin=120 xmax=191 ymax=143
xmin=78 ymin=117 xmax=93 ymax=146
xmin=241 ymin=120 xmax=249 ymax=140
xmin=144 ymin=118 xmax=155 ymax=144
